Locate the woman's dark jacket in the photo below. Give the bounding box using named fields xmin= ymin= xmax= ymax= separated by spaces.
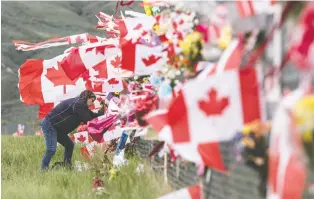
xmin=46 ymin=97 xmax=102 ymax=134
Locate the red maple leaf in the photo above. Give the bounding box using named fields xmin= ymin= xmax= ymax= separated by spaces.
xmin=142 ymin=31 xmax=148 ymax=36
xmin=93 ymin=60 xmax=108 ymax=78
xmin=97 ymin=97 xmax=103 ymax=103
xmin=108 ymin=78 xmax=119 ymax=85
xmin=45 ymin=62 xmax=77 ymax=94
xmin=133 ymin=23 xmax=143 ymax=30
xmin=110 ymin=56 xmax=122 ymax=68
xmin=88 ymin=35 xmax=98 ymax=43
xmin=142 ymin=55 xmax=162 ymax=66
xmin=95 ymin=44 xmax=115 ymax=55
xmin=96 ymin=46 xmax=106 ymax=55
xmin=85 ymin=47 xmax=94 ymax=53
xmin=85 ymin=80 xmax=93 ymax=91
xmin=80 ymin=70 xmax=91 ymax=81
xmin=75 ymin=35 xmax=85 ymax=43
xmin=198 ymin=88 xmax=229 ymax=116
xmin=93 ymin=81 xmax=103 ymax=92
xmin=77 ymin=135 xmax=86 ymax=143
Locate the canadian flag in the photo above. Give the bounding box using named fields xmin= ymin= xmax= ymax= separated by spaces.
xmin=121 ymin=40 xmax=167 ymax=75
xmin=67 ymin=33 xmax=101 ymax=44
xmin=104 ymin=47 xmax=133 ymax=78
xmin=18 ymin=54 xmax=87 ymax=105
xmin=197 ymin=38 xmax=244 ymax=80
xmin=60 ymin=42 xmax=117 ymax=80
xmin=103 ymin=125 xmax=124 ymax=142
xmin=267 ymin=89 xmax=307 ymax=199
xmin=147 ymin=67 xmax=264 ymax=172
xmin=156 ymin=185 xmax=201 ymax=199
xmin=13 ymin=33 xmax=102 ymax=51
xmin=236 ymin=0 xmax=276 ymax=18
xmin=194 ymin=62 xmax=216 ymax=73
xmin=70 ymin=131 xmax=94 ymax=144
xmin=119 ymin=14 xmax=156 ymax=44
xmin=102 ymin=77 xmax=124 ymax=92
xmin=288 ymin=2 xmax=314 ymax=71
xmin=18 ymin=52 xmax=124 ymax=105
xmin=80 ymin=141 xmax=98 ymax=160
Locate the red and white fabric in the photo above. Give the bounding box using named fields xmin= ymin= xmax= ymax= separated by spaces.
xmin=156 ymin=185 xmax=201 ymax=199
xmin=18 ymin=53 xmax=118 ymax=105
xmin=267 ymin=88 xmax=307 ymax=199
xmin=197 ymin=39 xmax=243 ymax=80
xmin=13 ymin=33 xmax=102 ymax=51
xmin=236 ymin=0 xmax=276 ymax=19
xmin=104 ymin=47 xmax=133 ymax=78
xmin=80 ymin=141 xmax=98 ymax=160
xmin=121 ymin=40 xmax=167 ymax=75
xmin=18 ymin=54 xmax=87 ymax=105
xmin=103 ymin=125 xmax=124 ymax=142
xmin=95 ymin=12 xmax=119 ymax=34
xmin=194 ymin=62 xmax=216 ymax=73
xmin=70 ymin=131 xmax=94 ymax=144
xmin=119 ymin=14 xmax=156 ymax=44
xmin=147 ymin=67 xmax=264 ymax=172
xmin=288 ymin=2 xmax=314 ymax=71
xmin=60 ymin=42 xmax=118 ymax=80
xmin=18 ymin=53 xmax=123 ymax=119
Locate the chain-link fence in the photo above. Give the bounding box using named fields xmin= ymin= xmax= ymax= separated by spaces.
xmin=136 ymin=139 xmax=313 ymax=199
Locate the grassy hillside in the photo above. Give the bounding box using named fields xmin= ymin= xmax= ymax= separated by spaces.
xmin=1 ymin=136 xmax=171 ymax=199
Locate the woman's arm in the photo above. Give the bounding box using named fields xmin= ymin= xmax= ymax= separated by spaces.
xmin=74 ymin=102 xmax=95 ymax=124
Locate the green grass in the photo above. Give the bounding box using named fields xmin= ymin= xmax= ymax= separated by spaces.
xmin=1 ymin=136 xmax=171 ymax=199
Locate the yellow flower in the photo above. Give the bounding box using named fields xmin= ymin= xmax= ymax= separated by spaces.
xmin=302 ymin=130 xmax=313 ymax=143
xmin=109 ymin=168 xmax=117 ymax=181
xmin=143 ymin=1 xmax=152 ymax=16
xmin=179 ymin=32 xmax=202 ymax=56
xmin=217 ymin=25 xmax=232 ymax=50
xmin=179 ymin=40 xmax=191 ymax=56
xmin=242 ymin=125 xmax=251 ymax=135
xmin=293 ymin=96 xmax=314 ymax=132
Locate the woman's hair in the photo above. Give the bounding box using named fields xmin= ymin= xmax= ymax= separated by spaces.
xmin=79 ymin=90 xmax=96 ymax=103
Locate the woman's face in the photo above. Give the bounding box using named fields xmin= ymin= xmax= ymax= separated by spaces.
xmin=87 ymin=97 xmax=95 ymax=107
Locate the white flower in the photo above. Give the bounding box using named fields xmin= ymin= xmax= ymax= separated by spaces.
xmin=113 ymin=150 xmax=128 ymax=168
xmin=162 ymin=68 xmax=168 ymax=73
xmin=167 ymin=71 xmax=176 ymax=79
xmin=175 ymin=70 xmax=181 ymax=76
xmin=136 ymin=164 xmax=144 ymax=175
